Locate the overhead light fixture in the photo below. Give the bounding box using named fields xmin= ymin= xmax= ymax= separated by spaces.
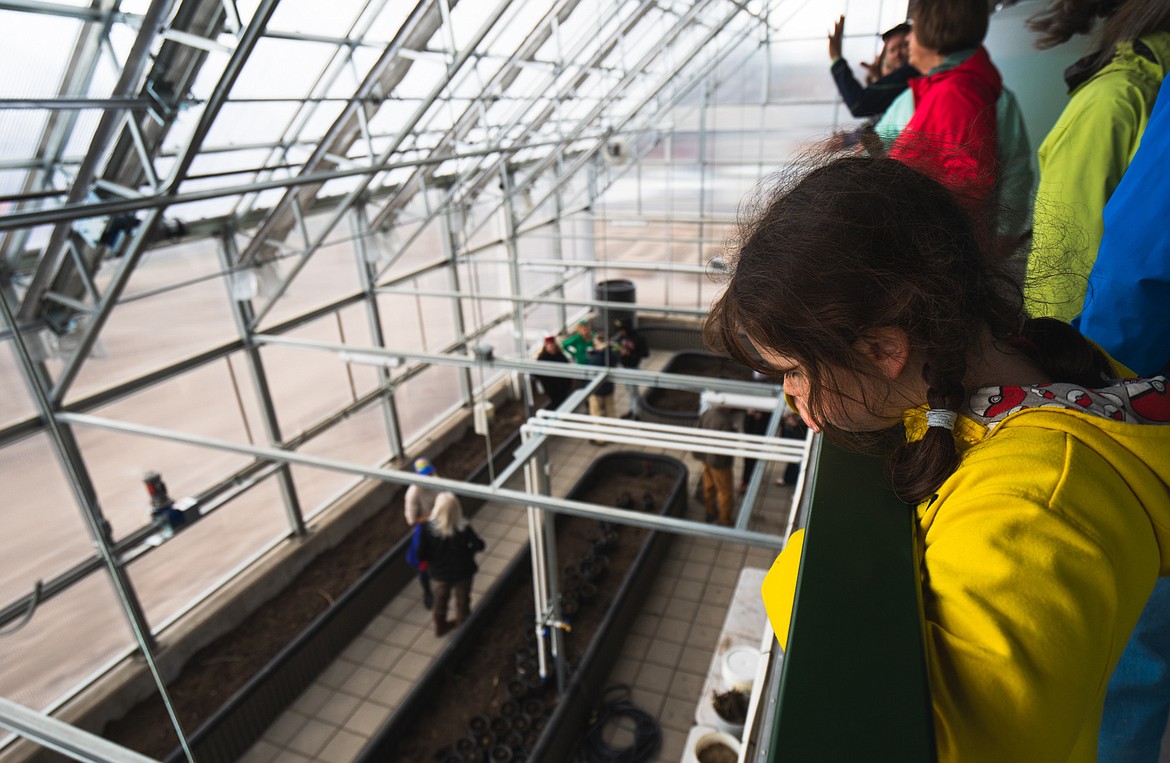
xmin=339 ymin=351 xmax=404 ymax=368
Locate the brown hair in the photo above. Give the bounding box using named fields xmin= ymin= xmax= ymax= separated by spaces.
xmin=705 ymin=156 xmax=1112 ymax=503
xmin=1028 ymin=0 xmax=1170 ymax=65
xmin=912 ymin=0 xmax=990 ymax=54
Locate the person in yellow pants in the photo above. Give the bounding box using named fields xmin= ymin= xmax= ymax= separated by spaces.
xmin=697 ymin=403 xmax=736 ymax=526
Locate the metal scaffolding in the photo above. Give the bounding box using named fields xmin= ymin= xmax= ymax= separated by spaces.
xmin=0 ymin=0 xmax=902 ymax=758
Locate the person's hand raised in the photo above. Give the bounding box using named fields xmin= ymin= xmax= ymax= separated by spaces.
xmin=828 ymin=15 xmax=844 ymax=61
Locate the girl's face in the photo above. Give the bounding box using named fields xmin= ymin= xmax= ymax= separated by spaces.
xmin=753 ymin=344 xmax=908 ymax=434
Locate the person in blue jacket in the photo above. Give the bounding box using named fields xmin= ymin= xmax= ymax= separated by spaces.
xmin=828 ymin=17 xmax=919 ymax=119
xmin=1074 ymin=74 xmax=1170 ymax=762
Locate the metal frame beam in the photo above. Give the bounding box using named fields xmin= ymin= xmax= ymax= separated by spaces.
xmin=58 ymin=409 xmax=787 ymax=549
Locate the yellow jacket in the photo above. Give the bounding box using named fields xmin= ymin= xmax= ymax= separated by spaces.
xmin=766 ymin=377 xmax=1170 ymax=761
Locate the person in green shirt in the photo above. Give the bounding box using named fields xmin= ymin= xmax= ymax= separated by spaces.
xmin=561 ymin=319 xmax=593 ymax=364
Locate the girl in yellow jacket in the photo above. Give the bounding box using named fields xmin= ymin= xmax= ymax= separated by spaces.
xmin=705 ymin=155 xmax=1170 ymax=762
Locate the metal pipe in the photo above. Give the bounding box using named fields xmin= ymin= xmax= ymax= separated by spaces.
xmin=57 ymin=411 xmax=786 ymax=549
xmin=350 ymin=205 xmax=404 ymax=458
xmin=250 ymin=333 xmax=780 ymax=397
xmin=218 ymin=232 xmax=306 ymax=537
xmin=523 ymin=422 xmax=804 ymax=464
xmin=0 ymin=134 xmax=606 ymax=233
xmin=0 ymin=284 xmax=195 ymax=761
xmin=243 ymin=0 xmax=517 ymax=328
xmin=46 ymin=0 xmax=284 ymax=407
xmin=16 ymin=0 xmax=175 ymax=322
xmin=0 ymin=696 xmax=157 ymax=763
xmin=371 ymin=286 xmax=710 ymax=320
xmin=0 ymin=97 xmax=151 ymax=110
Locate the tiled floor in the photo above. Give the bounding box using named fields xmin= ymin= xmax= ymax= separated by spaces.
xmin=239 ymin=380 xmax=793 ymax=763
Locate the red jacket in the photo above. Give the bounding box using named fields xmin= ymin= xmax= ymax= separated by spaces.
xmin=890 ymin=47 xmax=1002 ymax=207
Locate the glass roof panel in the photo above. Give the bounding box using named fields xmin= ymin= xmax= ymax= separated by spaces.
xmin=266 ymin=0 xmax=370 ymax=37
xmin=481 ymin=0 xmax=548 ymax=57
xmin=0 ymin=111 xmax=50 ymax=169
xmin=196 ymin=101 xmax=304 ymax=151
xmin=228 ymin=38 xmax=342 ymax=100
xmin=0 ymin=11 xmax=80 ymax=98
xmin=360 ymin=0 xmax=415 ymax=48
xmin=55 ymin=109 xmax=102 ymax=165
xmin=323 ymin=45 xmax=383 ymax=99
xmin=284 ymin=100 xmax=347 ymax=144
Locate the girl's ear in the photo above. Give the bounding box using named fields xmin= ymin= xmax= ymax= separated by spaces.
xmin=859 ymin=326 xmax=911 ymax=381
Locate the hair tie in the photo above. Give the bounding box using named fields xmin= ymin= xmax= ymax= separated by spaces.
xmin=925 ymin=409 xmax=958 ymax=430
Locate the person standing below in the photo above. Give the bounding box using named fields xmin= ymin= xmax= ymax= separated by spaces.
xmin=740 ymin=407 xmax=769 ymax=492
xmin=586 ymin=334 xmax=619 ymax=445
xmin=403 ymin=457 xmax=438 ymax=610
xmin=1071 ymin=75 xmax=1170 ymax=763
xmin=1024 ymin=0 xmax=1170 ymax=321
xmin=697 ymin=403 xmax=736 ymax=526
xmin=417 ymin=491 xmax=485 ymax=637
xmin=829 ymin=17 xmax=918 ymax=119
xmin=534 ymin=334 xmax=573 ymax=410
xmin=561 ymin=319 xmax=593 ymax=365
xmin=775 ymin=412 xmax=808 ymax=487
xmin=613 ymin=319 xmax=649 ymax=419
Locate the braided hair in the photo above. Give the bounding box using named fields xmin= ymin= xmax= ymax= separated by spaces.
xmin=705 ymin=156 xmax=1111 ymax=503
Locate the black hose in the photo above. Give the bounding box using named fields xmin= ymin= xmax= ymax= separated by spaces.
xmin=579 ymin=685 xmax=662 ymax=763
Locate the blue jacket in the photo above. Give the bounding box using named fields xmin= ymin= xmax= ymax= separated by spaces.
xmin=1075 ymin=75 xmax=1170 ymax=376
xmin=830 ymin=59 xmax=918 ymax=118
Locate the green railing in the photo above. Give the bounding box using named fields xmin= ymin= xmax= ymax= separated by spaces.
xmin=765 ymin=435 xmax=936 ymax=761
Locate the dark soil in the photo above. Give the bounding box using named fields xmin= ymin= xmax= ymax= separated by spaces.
xmin=645 ymin=352 xmax=754 ymax=416
xmin=699 ymin=742 xmax=739 ymax=763
xmin=712 ymin=689 xmax=749 ymax=724
xmin=103 ymin=398 xmax=536 ymax=759
xmin=387 ymin=468 xmax=678 ymax=763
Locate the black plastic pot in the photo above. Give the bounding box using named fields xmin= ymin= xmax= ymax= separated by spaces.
xmin=489 ymin=716 xmax=510 ymax=737
xmin=455 ymin=736 xmax=477 ymax=757
xmin=467 ymin=714 xmax=490 ymax=737
xmin=515 ymin=658 xmax=539 ymax=678
xmin=578 ymin=559 xmax=601 ymax=583
xmin=521 ymin=697 xmax=546 ymax=720
xmin=505 ymin=678 xmax=528 ymax=700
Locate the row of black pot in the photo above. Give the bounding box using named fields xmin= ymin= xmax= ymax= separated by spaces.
xmin=440 ymin=519 xmax=626 ymax=763
xmin=438 ymin=699 xmax=550 ymax=763
xmin=615 ymin=490 xmax=657 ymax=513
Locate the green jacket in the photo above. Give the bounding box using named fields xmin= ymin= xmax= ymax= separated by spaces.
xmin=561 ymin=332 xmax=592 ymax=364
xmin=1026 ymin=32 xmax=1170 ymax=322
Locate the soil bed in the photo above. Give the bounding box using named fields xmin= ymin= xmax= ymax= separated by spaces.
xmin=104 ymin=399 xmax=534 ymax=758
xmin=386 ymin=467 xmax=678 ymax=762
xmin=644 ymin=352 xmax=753 ymax=416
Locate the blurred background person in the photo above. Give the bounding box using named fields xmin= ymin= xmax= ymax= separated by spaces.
xmin=1024 ymin=0 xmax=1170 ymax=321
xmin=417 ymin=491 xmax=485 ymax=637
xmin=533 ymin=334 xmax=573 ymax=410
xmin=829 ymin=16 xmax=919 ymax=119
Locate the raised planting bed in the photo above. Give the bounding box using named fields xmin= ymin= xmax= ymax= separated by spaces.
xmin=356 ymin=451 xmax=689 ymax=763
xmin=639 ymin=350 xmax=754 ymax=426
xmin=153 ymin=428 xmax=527 ymax=763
